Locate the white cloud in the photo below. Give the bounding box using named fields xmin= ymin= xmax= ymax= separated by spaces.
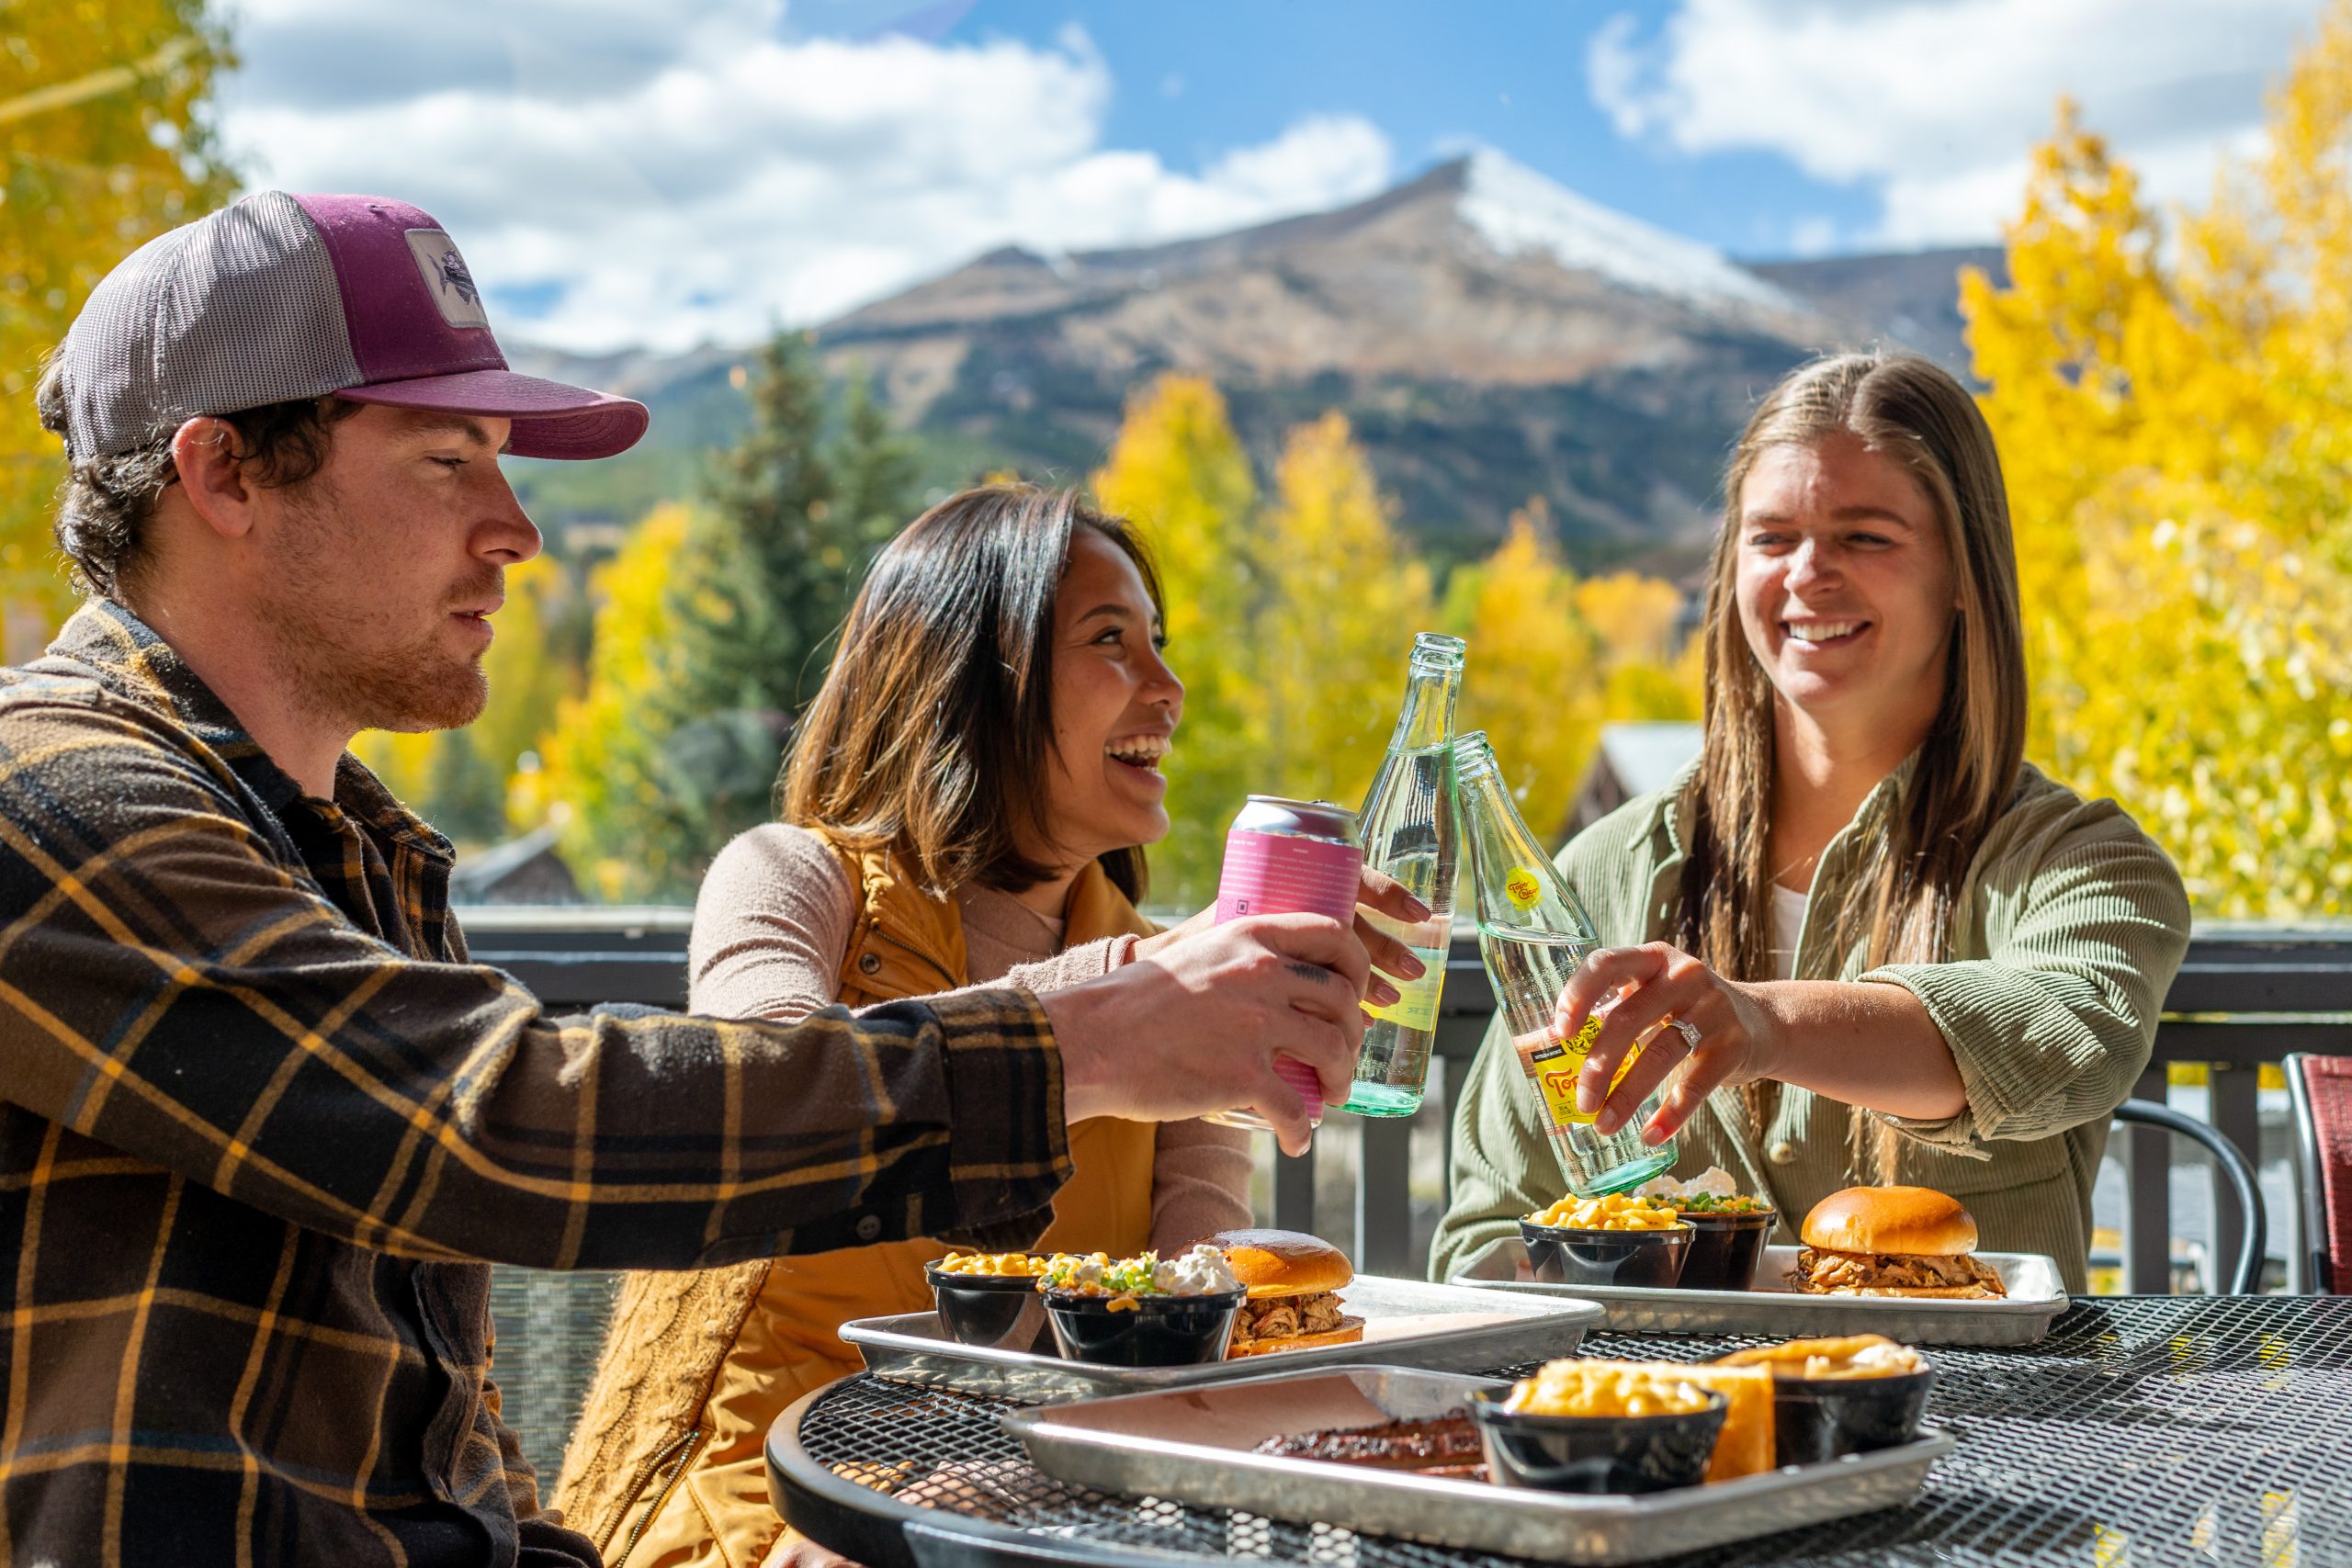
xmin=1588 ymin=0 xmax=2324 ymax=246
xmin=215 ymin=0 xmax=1393 ymax=350
xmin=1784 ymin=215 xmax=1838 ymax=258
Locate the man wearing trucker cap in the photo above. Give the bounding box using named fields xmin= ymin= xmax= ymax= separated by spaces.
xmin=0 ymin=192 xmax=1402 ymax=1566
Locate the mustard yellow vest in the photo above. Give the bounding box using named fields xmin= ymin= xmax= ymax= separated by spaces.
xmin=554 ymin=837 xmax=1157 ymax=1568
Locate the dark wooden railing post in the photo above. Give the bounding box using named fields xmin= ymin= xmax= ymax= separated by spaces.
xmin=1354 ymin=1115 xmax=1417 ymax=1277
xmin=1272 ymin=1145 xmax=1317 ymax=1235
xmin=2123 ymin=1065 xmax=2171 ymax=1292
xmin=2208 ymin=1060 xmax=2262 ymax=1287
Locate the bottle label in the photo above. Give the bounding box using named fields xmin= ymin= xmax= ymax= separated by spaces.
xmin=1216 ymin=829 xmax=1362 ymax=924
xmin=1521 ymin=1016 xmax=1639 ymax=1128
xmin=1363 ymin=970 xmax=1442 ymax=1031
xmin=1503 ymin=866 xmax=1542 ymax=910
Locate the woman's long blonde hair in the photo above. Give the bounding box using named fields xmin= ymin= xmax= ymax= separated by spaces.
xmin=1676 ymin=352 xmax=2027 ymax=1179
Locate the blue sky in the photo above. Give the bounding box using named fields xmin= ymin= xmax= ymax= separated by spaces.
xmin=922 ymin=0 xmax=1872 ymax=260
xmin=219 ymin=0 xmax=2324 ymax=351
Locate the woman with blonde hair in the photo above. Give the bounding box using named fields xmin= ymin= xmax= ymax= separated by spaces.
xmin=1431 ymin=351 xmax=2189 ymax=1290
xmin=560 ymin=483 xmax=1420 ymax=1567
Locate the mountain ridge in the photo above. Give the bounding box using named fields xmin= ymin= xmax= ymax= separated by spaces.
xmin=506 ymin=156 xmax=2005 ymax=565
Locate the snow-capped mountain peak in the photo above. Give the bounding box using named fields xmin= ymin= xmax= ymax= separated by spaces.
xmin=1456 ymin=148 xmax=1793 ymax=314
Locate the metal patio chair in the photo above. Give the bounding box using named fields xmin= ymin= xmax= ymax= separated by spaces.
xmin=2112 ymin=1098 xmax=2267 ymax=1295
xmin=2286 ymin=1054 xmax=2352 ymax=1294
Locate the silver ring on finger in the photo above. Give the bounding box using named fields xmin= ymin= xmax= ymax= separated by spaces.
xmin=1667 ymin=1017 xmax=1702 ymax=1050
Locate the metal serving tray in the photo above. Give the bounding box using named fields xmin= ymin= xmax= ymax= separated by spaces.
xmin=840 ymin=1274 xmax=1601 ymax=1404
xmin=1003 ymin=1364 xmax=1956 ymax=1564
xmin=1452 ymin=1238 xmax=2070 ymax=1346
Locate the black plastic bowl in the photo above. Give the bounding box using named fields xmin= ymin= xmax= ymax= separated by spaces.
xmin=1519 ymin=1220 xmax=1693 ymax=1289
xmin=923 ymin=1260 xmax=1052 ymax=1351
xmin=1767 ymin=1366 xmax=1936 ymax=1466
xmin=1672 ymin=1208 xmax=1776 ymax=1291
xmin=1467 ymin=1386 xmax=1726 ymax=1495
xmin=1042 ymin=1289 xmax=1247 ymax=1367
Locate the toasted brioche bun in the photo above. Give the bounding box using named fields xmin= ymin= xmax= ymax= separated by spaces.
xmin=1205 ymin=1229 xmax=1354 ymax=1298
xmin=1800 ymin=1186 xmax=1979 ymax=1258
xmin=1227 ymin=1317 xmax=1367 ymax=1357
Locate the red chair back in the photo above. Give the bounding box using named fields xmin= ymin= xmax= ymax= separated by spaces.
xmin=2290 ymin=1054 xmax=2352 ymax=1293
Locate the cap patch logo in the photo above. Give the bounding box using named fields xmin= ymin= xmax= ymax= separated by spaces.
xmin=404 ymin=229 xmax=490 ymax=330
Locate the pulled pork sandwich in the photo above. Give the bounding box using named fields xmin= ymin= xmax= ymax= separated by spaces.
xmin=1207 ymin=1229 xmax=1364 ymax=1355
xmin=1789 ymin=1186 xmax=2007 ymax=1299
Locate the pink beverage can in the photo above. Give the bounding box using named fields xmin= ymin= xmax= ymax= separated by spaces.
xmin=1206 ymin=795 xmax=1363 ymax=1132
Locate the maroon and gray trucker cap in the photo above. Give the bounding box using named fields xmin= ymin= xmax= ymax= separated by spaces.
xmin=51 ymin=191 xmax=648 ymax=463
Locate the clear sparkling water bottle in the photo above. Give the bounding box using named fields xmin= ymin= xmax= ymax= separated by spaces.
xmin=1340 ymin=633 xmax=1464 ymax=1118
xmin=1455 ymin=730 xmax=1676 ymax=1194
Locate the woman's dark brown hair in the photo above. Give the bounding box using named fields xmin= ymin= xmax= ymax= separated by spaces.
xmin=781 ymin=483 xmax=1164 ymax=902
xmin=1676 ymin=352 xmax=2027 ymax=1181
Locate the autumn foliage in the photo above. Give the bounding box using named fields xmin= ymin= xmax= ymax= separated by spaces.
xmin=1094 ymin=378 xmax=1695 ymax=905
xmin=0 ymin=2 xmax=236 ymax=650
xmin=7 ymin=6 xmax=2350 ymax=922
xmin=1963 ymin=1 xmax=2352 ymax=917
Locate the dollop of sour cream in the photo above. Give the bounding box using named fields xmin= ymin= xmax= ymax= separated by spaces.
xmin=1634 ymin=1165 xmax=1739 ymax=1201
xmin=1844 ymin=1339 xmax=1925 ymax=1376
xmin=1152 ymin=1244 xmax=1241 ymax=1296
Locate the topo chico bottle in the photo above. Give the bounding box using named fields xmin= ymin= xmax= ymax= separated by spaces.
xmin=1339 ymin=633 xmax=1465 ymax=1118
xmin=1454 ymin=730 xmax=1677 ymax=1195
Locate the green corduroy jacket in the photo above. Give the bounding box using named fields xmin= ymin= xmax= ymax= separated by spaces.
xmin=1429 ymin=757 xmax=2192 ymax=1293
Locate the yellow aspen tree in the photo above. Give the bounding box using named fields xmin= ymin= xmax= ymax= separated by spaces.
xmin=473 ymin=553 xmax=574 ymax=784
xmin=1445 ymin=501 xmax=1605 ymax=840
xmin=537 ymin=503 xmax=695 ymax=901
xmin=1572 ymin=573 xmax=1682 ymax=664
xmin=352 ymin=730 xmax=435 ymax=806
xmin=2 ymin=2 xmax=237 ymax=649
xmin=1575 ymin=571 xmax=1698 ymax=723
xmin=1964 ymin=6 xmax=2352 ymax=915
xmin=1091 ymin=376 xmax=1261 ymax=906
xmin=1253 ymin=412 xmax=1437 ymax=810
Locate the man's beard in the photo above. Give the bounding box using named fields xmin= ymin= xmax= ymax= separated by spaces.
xmin=260 ymin=479 xmax=494 ymax=738
xmin=312 ymin=622 xmax=489 ymax=736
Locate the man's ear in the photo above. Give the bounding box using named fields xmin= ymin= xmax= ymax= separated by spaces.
xmin=170 ymin=417 xmax=255 ymax=539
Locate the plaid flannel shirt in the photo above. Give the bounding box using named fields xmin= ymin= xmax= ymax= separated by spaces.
xmin=0 ymin=601 xmax=1073 ymax=1567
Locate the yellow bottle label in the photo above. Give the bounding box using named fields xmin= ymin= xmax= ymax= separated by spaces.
xmin=1528 ymin=1016 xmax=1640 ymax=1127
xmin=1503 ymin=866 xmax=1542 ymax=910
xmin=1363 ymin=971 xmax=1442 ymax=1031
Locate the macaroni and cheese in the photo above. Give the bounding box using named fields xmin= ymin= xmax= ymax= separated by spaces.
xmin=1502 ymin=1359 xmax=1713 ymax=1418
xmin=1525 ymin=1191 xmax=1687 ymax=1232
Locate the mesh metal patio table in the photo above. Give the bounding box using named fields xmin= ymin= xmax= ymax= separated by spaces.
xmin=766 ymin=1295 xmax=2352 ymax=1567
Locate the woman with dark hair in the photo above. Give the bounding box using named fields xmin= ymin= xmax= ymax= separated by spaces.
xmin=560 ymin=484 xmax=1421 ymax=1568
xmin=1431 ymin=352 xmax=2190 ymax=1292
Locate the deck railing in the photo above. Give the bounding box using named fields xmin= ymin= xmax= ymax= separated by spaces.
xmin=460 ymin=909 xmax=2350 ymax=1475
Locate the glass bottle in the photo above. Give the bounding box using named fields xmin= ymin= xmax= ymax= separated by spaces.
xmin=1454 ymin=729 xmax=1676 ymax=1194
xmin=1340 ymin=633 xmax=1464 ymax=1117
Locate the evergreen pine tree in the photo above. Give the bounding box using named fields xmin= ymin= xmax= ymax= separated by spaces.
xmin=616 ymin=333 xmax=920 ymax=894
xmin=833 ymin=367 xmax=921 ymax=554
xmin=424 ymin=728 xmax=508 ymax=847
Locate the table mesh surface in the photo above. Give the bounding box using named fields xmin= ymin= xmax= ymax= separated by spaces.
xmin=788 ymin=1296 xmax=2352 ymax=1565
